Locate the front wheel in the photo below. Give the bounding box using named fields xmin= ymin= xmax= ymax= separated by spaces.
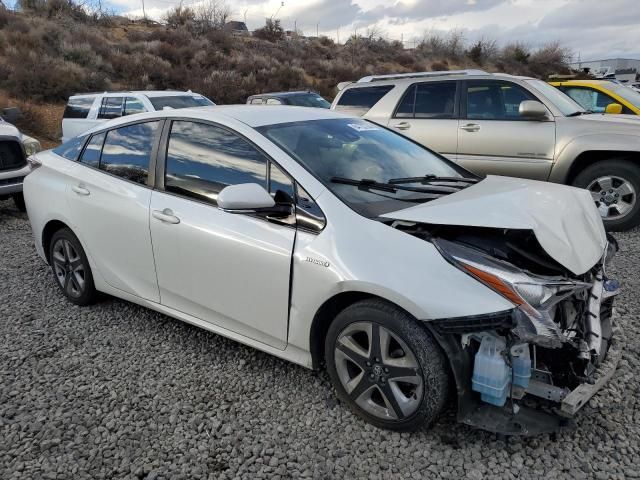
xmin=572 ymin=159 xmax=640 ymax=231
xmin=325 ymin=299 xmax=449 ymax=431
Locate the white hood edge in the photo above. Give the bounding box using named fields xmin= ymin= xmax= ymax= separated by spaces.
xmin=382 ymin=175 xmax=607 ymax=275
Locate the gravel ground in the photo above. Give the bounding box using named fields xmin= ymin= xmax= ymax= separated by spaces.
xmin=1 ymin=198 xmax=639 ymax=480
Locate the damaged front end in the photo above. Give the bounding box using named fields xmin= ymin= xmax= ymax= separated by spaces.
xmin=396 ymin=222 xmax=623 ymax=435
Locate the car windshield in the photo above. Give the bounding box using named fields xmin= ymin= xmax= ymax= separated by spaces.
xmin=608 ymin=83 xmax=640 ymax=107
xmin=258 ymin=118 xmax=468 ymax=217
xmin=148 ymin=95 xmax=214 ymax=110
xmin=526 ymin=79 xmax=586 ymax=116
xmin=286 ymin=94 xmax=331 ymax=108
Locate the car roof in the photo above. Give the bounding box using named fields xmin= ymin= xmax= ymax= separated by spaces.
xmin=79 ymin=105 xmax=351 ymax=135
xmin=341 ymin=72 xmax=535 ymax=90
xmin=69 ymin=91 xmax=203 ymax=99
xmin=550 ymin=80 xmax=617 ymax=88
xmin=250 ymin=91 xmax=319 ymax=98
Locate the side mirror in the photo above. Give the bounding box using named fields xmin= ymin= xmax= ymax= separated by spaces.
xmin=218 ymin=183 xmax=275 ymax=212
xmin=519 ymin=100 xmax=549 ymax=120
xmin=605 ymin=103 xmax=623 ymax=114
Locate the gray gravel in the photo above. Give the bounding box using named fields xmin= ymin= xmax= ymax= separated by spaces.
xmin=1 ymin=198 xmax=639 ymax=480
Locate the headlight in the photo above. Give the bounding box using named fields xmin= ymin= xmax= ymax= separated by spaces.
xmin=435 ymin=239 xmax=591 ymax=347
xmin=22 ymin=136 xmax=42 ymax=157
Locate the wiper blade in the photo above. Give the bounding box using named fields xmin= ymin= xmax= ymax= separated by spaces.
xmin=388 ymin=175 xmax=479 ymax=185
xmin=566 ymin=110 xmax=590 ymax=117
xmin=330 ymin=177 xmax=460 ymax=194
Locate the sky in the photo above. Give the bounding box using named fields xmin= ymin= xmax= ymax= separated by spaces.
xmin=7 ymin=0 xmax=640 ymax=61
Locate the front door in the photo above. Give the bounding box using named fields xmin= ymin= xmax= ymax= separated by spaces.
xmin=456 ymin=80 xmax=556 ymax=180
xmin=387 ymin=80 xmax=459 ymax=160
xmin=149 ymin=120 xmax=296 ymax=349
xmin=66 ymin=121 xmax=162 ymax=301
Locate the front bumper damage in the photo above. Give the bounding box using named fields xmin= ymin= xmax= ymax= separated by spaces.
xmin=457 ymin=320 xmax=623 ymax=436
xmin=428 ymin=270 xmax=623 ymax=436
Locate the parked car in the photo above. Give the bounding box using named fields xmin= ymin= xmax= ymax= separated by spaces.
xmin=550 ymin=80 xmax=640 ymax=115
xmin=62 ymin=90 xmax=214 ymax=142
xmin=332 ymin=70 xmax=640 ymax=231
xmin=0 ymin=117 xmax=41 ymax=211
xmin=247 ymin=91 xmax=331 ymax=108
xmin=25 ymin=105 xmax=620 ymax=434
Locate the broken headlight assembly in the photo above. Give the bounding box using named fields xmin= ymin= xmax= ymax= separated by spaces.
xmin=434 ymin=238 xmax=591 ymax=348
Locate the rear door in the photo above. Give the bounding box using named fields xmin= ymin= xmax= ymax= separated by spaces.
xmin=66 ymin=120 xmax=162 ymax=302
xmin=386 ymin=81 xmax=459 ymax=160
xmin=456 ymin=80 xmax=556 ymax=180
xmin=148 ymin=119 xmax=296 ymax=348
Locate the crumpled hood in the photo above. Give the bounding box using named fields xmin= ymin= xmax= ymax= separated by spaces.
xmin=382 ymin=175 xmax=607 ymax=275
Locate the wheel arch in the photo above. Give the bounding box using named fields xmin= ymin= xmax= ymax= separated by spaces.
xmin=564 ymin=150 xmax=640 ymax=185
xmin=42 ymin=219 xmax=71 ymax=264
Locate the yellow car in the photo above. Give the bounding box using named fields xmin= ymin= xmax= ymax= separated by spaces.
xmin=549 ymin=80 xmax=640 ymax=115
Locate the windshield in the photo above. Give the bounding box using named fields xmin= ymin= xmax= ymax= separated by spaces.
xmin=609 ymin=83 xmax=640 ymax=107
xmin=258 ymin=118 xmax=467 ymax=217
xmin=148 ymin=95 xmax=214 ymax=110
xmin=526 ymin=79 xmax=585 ymax=116
xmin=286 ymin=94 xmax=331 ymax=108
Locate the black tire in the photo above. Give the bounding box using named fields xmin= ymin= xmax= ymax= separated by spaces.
xmin=572 ymin=159 xmax=640 ymax=231
xmin=12 ymin=193 xmax=26 ymax=212
xmin=325 ymin=299 xmax=449 ymax=431
xmin=48 ymin=228 xmax=98 ymax=306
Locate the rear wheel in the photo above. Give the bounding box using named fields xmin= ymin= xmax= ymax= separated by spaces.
xmin=325 ymin=299 xmax=449 ymax=431
xmin=572 ymin=159 xmax=640 ymax=231
xmin=49 ymin=228 xmax=97 ymax=306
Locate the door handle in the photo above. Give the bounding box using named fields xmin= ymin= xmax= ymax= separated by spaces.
xmin=392 ymin=122 xmax=411 ymax=130
xmin=152 ymin=208 xmax=180 ymax=224
xmin=72 ymin=185 xmax=90 ymax=196
xmin=460 ymin=123 xmax=481 ymax=132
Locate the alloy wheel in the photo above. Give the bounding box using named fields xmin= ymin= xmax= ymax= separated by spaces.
xmin=333 ymin=321 xmax=423 ymax=421
xmin=587 ymin=175 xmax=637 ymax=220
xmin=52 ymin=238 xmax=86 ymax=298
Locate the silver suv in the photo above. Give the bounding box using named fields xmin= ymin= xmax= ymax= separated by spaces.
xmin=332 ymin=70 xmax=640 ymax=231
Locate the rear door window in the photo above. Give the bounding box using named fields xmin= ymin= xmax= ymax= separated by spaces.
xmin=98 ymin=97 xmax=124 ymax=119
xmin=63 ymin=97 xmax=95 ymax=119
xmin=395 ymin=82 xmax=457 ymax=118
xmin=99 ymin=122 xmax=159 ymax=185
xmin=266 ymin=98 xmax=283 ymax=105
xmin=335 ymin=85 xmax=394 ymax=113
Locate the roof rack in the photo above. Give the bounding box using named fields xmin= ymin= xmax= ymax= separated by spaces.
xmin=357 ymin=69 xmax=490 ymax=83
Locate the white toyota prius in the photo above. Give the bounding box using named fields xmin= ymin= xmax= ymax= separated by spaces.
xmin=24 ymin=106 xmax=622 ymax=435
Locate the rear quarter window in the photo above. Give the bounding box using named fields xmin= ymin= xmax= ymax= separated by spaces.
xmin=335 ymin=85 xmax=394 ymax=114
xmin=63 ymin=97 xmax=95 ymax=119
xmin=53 ymin=135 xmax=88 ymax=161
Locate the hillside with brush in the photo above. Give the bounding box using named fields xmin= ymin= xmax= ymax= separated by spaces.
xmin=0 ymin=1 xmax=571 ymax=144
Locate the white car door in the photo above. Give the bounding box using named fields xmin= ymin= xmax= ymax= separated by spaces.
xmin=149 ymin=120 xmax=296 ymax=349
xmin=66 ymin=120 xmax=162 ymax=302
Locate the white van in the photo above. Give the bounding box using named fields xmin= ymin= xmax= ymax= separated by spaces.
xmin=61 ymin=90 xmax=214 ymax=142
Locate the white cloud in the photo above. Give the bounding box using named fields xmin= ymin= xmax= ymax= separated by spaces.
xmin=113 ymin=0 xmax=640 ymax=60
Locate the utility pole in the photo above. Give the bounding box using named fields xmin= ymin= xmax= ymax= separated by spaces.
xmin=141 ymin=0 xmax=146 ymax=21
xmin=316 ymin=23 xmax=319 ymax=38
xmin=294 ymin=19 xmax=297 ymax=34
xmin=243 ymin=9 xmax=248 ymax=26
xmin=337 ymin=27 xmax=340 ymax=44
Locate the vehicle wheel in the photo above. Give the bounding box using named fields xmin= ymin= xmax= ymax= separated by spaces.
xmin=325 ymin=299 xmax=449 ymax=431
xmin=49 ymin=228 xmax=97 ymax=306
xmin=12 ymin=193 xmax=26 ymax=212
xmin=572 ymin=159 xmax=640 ymax=231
